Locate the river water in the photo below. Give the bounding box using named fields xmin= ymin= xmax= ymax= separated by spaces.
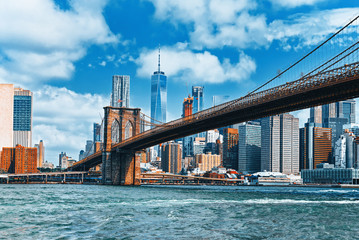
xmin=1 ymin=184 xmax=359 ymax=239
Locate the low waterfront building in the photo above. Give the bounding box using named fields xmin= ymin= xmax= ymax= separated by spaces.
xmin=302 ymin=164 xmax=359 ymax=184
xmin=42 ymin=161 xmax=54 ymax=169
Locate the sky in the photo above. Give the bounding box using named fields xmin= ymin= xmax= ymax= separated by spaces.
xmin=0 ymin=0 xmax=358 ymax=164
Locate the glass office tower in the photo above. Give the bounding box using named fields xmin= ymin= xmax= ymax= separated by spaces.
xmin=13 ymin=88 xmax=32 ymax=147
xmin=151 ymin=48 xmax=167 ymax=124
xmin=192 ymin=86 xmax=204 ymax=114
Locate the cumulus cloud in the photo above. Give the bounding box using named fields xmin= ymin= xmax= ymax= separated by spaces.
xmin=147 ymin=0 xmax=359 ymax=51
xmin=0 ymin=0 xmax=118 ymax=86
xmin=269 ymin=0 xmax=326 ymax=8
xmin=268 ymin=8 xmax=359 ymax=50
xmin=32 ymin=85 xmax=109 ymax=162
xmin=148 ymin=0 xmax=266 ymax=50
xmin=135 ymin=45 xmax=256 ymax=84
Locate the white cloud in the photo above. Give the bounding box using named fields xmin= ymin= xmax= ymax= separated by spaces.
xmin=269 ymin=0 xmax=325 ymax=8
xmin=268 ymin=8 xmax=359 ymax=50
xmin=148 ymin=0 xmax=359 ymax=51
xmin=32 ymin=85 xmax=109 ymax=164
xmin=148 ymin=0 xmax=266 ymax=50
xmin=135 ymin=45 xmax=256 ymax=84
xmin=0 ymin=0 xmax=118 ymax=86
xmin=99 ymin=61 xmax=107 ymax=67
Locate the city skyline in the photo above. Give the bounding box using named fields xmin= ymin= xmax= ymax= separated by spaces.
xmin=0 ymin=1 xmax=359 ymax=163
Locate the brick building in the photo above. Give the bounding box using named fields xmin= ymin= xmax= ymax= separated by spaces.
xmin=0 ymin=145 xmax=37 ymax=173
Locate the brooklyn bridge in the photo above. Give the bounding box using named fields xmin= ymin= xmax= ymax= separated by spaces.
xmin=68 ymin=16 xmax=359 ymax=185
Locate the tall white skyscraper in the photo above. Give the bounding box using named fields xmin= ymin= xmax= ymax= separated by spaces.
xmin=0 ymin=84 xmax=14 ymax=150
xmin=261 ymin=114 xmax=299 ymax=174
xmin=111 ymin=75 xmax=130 ymax=108
xmin=261 ymin=115 xmax=280 ymax=172
xmin=280 ymin=114 xmax=299 ymax=174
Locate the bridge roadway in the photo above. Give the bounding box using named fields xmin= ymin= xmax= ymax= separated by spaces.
xmin=69 ymin=62 xmax=359 ymax=171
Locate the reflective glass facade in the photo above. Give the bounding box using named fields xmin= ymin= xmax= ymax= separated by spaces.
xmin=151 ymin=71 xmax=167 ymax=124
xmin=238 ymin=122 xmax=261 ymax=173
xmin=13 ymin=95 xmax=31 ymax=131
xmin=192 ymin=86 xmax=203 ymax=114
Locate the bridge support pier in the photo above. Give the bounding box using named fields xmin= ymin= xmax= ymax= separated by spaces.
xmin=102 ymin=150 xmax=141 ymax=185
xmin=102 ymin=106 xmax=142 ymax=186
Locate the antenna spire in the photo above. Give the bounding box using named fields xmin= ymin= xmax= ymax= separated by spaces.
xmin=158 ymin=45 xmax=161 ymax=73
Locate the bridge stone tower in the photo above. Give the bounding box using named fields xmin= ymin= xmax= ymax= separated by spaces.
xmin=102 ymin=106 xmax=142 ymax=185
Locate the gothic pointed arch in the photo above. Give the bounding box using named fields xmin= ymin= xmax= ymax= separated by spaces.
xmin=125 ymin=120 xmax=134 ymax=140
xmin=111 ymin=118 xmax=121 ymax=144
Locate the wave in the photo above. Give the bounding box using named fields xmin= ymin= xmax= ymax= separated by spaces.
xmin=121 ymin=198 xmax=359 ymax=207
xmin=241 ymin=198 xmax=359 ymax=204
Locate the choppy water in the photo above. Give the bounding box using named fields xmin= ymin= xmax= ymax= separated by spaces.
xmin=1 ymin=185 xmax=359 ymax=239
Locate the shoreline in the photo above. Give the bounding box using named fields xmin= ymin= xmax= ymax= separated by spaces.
xmin=3 ymin=182 xmax=359 ymax=189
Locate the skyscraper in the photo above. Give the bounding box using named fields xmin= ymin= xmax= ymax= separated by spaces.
xmin=300 ymin=123 xmax=332 ymax=170
xmin=34 ymin=140 xmax=44 ymax=168
xmin=337 ymin=100 xmax=356 ymax=124
xmin=309 ymin=106 xmax=322 ymax=124
xmin=238 ymin=121 xmax=261 ymax=173
xmin=182 ymin=95 xmax=194 ymax=158
xmin=322 ymin=101 xmax=355 ymax=156
xmin=161 ymin=142 xmax=182 ymax=174
xmin=261 ymin=114 xmax=299 ymax=174
xmin=0 ymin=84 xmax=14 ymax=150
xmin=151 ymin=48 xmax=167 ymax=124
xmin=111 ymin=75 xmax=130 ymax=108
xmin=280 ymin=114 xmax=299 ymax=174
xmin=13 ymin=88 xmax=32 ymax=148
xmin=93 ymin=123 xmax=101 ymax=143
xmin=182 ymin=95 xmax=193 ymax=117
xmin=192 ymin=86 xmax=204 ymax=114
xmin=85 ymin=140 xmax=93 ymax=156
xmin=223 ymin=128 xmax=239 ymax=170
xmin=59 ymin=152 xmax=67 ymax=169
xmin=322 ymin=103 xmax=336 ymax=122
xmin=261 ymin=116 xmax=280 ymax=172
xmin=192 ymin=86 xmax=205 ymax=138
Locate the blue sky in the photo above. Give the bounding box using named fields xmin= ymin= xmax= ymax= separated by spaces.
xmin=0 ymin=0 xmax=358 ymax=164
